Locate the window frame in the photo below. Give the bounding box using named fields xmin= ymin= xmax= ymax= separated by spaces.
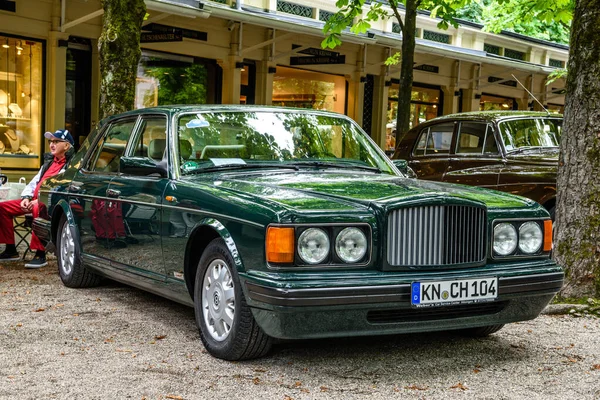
xmin=124 ymin=113 xmax=170 ymax=162
xmin=411 ymin=122 xmax=456 ymax=157
xmin=455 ymin=122 xmax=499 ymax=156
xmin=84 ymin=116 xmax=141 ymax=174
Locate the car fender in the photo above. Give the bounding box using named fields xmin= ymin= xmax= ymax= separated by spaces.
xmin=190 ymin=217 xmax=245 ymax=272
xmin=50 ymin=199 xmax=77 ymax=244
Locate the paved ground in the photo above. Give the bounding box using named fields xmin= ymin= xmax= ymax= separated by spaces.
xmin=1 ymin=258 xmax=599 ymax=400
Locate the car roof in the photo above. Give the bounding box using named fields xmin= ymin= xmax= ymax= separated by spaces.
xmin=98 ymin=105 xmax=349 ymax=125
xmin=429 ymin=110 xmax=563 ymax=123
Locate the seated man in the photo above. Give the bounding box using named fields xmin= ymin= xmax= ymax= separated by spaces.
xmin=0 ymin=129 xmax=75 ymax=268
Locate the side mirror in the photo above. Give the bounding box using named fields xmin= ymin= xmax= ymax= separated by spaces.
xmin=120 ymin=156 xmax=168 ymax=178
xmin=392 ymin=159 xmax=417 ymax=179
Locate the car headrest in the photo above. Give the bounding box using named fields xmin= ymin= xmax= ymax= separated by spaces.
xmin=180 ymin=140 xmax=192 ymax=160
xmin=148 ymin=139 xmax=166 ymax=160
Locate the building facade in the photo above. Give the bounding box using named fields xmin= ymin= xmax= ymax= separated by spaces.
xmin=0 ymin=0 xmax=568 ymax=179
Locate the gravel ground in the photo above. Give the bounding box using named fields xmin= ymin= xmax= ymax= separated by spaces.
xmin=1 ymin=257 xmax=599 ymax=400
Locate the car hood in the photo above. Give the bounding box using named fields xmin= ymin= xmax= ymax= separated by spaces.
xmin=192 ymin=171 xmax=535 ymax=212
xmin=505 ymin=148 xmax=559 ymax=164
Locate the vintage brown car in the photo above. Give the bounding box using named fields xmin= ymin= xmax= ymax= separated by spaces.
xmin=392 ymin=111 xmax=562 ymax=219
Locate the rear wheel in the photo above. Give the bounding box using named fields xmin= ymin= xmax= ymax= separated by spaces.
xmin=461 ymin=324 xmax=505 ymax=337
xmin=194 ymin=238 xmax=272 ymax=360
xmin=57 ymin=214 xmax=101 ymax=288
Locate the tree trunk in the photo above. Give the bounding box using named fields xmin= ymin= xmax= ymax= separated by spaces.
xmin=99 ymin=0 xmax=146 ymax=119
xmin=395 ymin=0 xmax=417 ymax=143
xmin=554 ymin=0 xmax=600 ymax=297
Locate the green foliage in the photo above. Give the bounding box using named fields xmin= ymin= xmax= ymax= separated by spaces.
xmin=322 ymin=0 xmax=471 ymax=51
xmin=144 ymin=63 xmax=209 ymax=106
xmin=456 ymin=0 xmax=573 ymax=44
xmin=546 ymin=68 xmax=568 ymax=85
xmin=321 ymin=0 xmax=472 ymax=138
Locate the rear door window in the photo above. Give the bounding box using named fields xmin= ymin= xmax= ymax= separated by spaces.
xmin=129 ymin=116 xmax=168 ymax=161
xmin=456 ymin=122 xmax=498 ymax=155
xmin=89 ymin=118 xmax=138 ymax=173
xmin=413 ymin=123 xmax=454 ymax=156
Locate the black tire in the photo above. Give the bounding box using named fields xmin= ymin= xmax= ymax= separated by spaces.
xmin=461 ymin=324 xmax=505 ymax=337
xmin=194 ymin=238 xmax=272 ymax=360
xmin=56 ymin=214 xmax=101 ymax=288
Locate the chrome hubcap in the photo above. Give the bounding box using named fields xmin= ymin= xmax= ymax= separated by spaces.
xmin=59 ymin=222 xmax=75 ymax=276
xmin=202 ymin=259 xmax=235 ymax=342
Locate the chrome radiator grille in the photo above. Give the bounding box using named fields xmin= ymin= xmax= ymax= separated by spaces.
xmin=387 ymin=205 xmax=487 ymax=266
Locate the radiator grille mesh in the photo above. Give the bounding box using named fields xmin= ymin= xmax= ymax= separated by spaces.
xmin=387 ymin=205 xmax=486 ymax=266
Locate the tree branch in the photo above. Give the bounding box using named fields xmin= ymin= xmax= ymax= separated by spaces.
xmin=389 ymin=2 xmax=405 ymax=32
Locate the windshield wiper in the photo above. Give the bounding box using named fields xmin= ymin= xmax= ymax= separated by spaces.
xmin=290 ymin=161 xmax=381 ymax=173
xmin=185 ymin=163 xmax=300 ymax=174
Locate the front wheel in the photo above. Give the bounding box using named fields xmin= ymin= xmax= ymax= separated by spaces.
xmin=57 ymin=214 xmax=101 ymax=288
xmin=194 ymin=238 xmax=272 ymax=360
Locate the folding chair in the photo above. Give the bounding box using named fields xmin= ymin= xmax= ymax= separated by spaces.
xmin=13 ymin=214 xmax=35 ymax=260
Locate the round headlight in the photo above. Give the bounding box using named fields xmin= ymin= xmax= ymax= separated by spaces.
xmin=298 ymin=228 xmax=330 ymax=264
xmin=493 ymin=223 xmax=518 ymax=256
xmin=518 ymin=222 xmax=543 ymax=254
xmin=335 ymin=227 xmax=368 ymax=263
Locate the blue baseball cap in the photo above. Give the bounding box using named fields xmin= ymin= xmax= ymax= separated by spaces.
xmin=45 ymin=129 xmax=74 ymax=146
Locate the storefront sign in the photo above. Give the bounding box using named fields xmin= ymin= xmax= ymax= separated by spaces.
xmin=144 ymin=23 xmax=208 ymax=42
xmin=488 ymin=76 xmax=518 ymax=87
xmin=141 ymin=32 xmax=183 ymax=43
xmin=292 ymin=45 xmax=340 ymax=58
xmin=290 ymin=55 xmax=346 ymax=65
xmin=414 ymin=64 xmax=439 ymax=73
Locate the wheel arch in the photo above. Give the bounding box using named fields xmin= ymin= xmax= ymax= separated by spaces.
xmin=542 ymin=197 xmax=555 ymax=212
xmin=50 ymin=200 xmax=76 ymax=245
xmin=184 ymin=218 xmax=245 ymax=298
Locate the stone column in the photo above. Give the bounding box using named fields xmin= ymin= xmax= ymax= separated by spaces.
xmin=222 ymin=24 xmax=243 ymax=104
xmin=371 ymin=72 xmax=389 ymax=149
xmin=349 ymin=45 xmax=367 ymax=124
xmin=46 ymin=31 xmax=70 ymax=150
xmin=90 ymin=39 xmax=101 ymax=131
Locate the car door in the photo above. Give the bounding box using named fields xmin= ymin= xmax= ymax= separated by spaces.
xmin=408 ymin=122 xmax=454 ymax=181
xmin=105 ymin=114 xmax=169 ymax=280
xmin=69 ymin=117 xmax=138 ymax=265
xmin=444 ymin=121 xmax=503 ymax=189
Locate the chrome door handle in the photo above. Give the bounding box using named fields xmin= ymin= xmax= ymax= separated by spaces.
xmin=106 ymin=188 xmax=121 ymax=198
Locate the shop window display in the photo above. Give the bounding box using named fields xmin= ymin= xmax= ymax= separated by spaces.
xmin=387 ymin=84 xmax=442 ymax=153
xmin=0 ymin=35 xmax=43 ymax=170
xmin=479 ymin=94 xmax=517 ymax=111
xmin=272 ymin=66 xmax=346 ymax=114
xmin=135 ymin=51 xmax=220 ymax=108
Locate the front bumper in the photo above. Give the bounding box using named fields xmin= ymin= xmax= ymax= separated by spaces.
xmin=241 ymin=260 xmax=563 ymax=339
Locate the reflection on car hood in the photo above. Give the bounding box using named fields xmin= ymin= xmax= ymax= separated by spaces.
xmin=196 ymin=171 xmax=535 ymax=212
xmin=505 ymin=148 xmax=559 ymax=164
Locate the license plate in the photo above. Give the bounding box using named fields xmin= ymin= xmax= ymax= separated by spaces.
xmin=411 ymin=277 xmax=498 ymax=307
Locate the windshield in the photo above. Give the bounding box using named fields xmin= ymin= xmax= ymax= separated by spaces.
xmin=176 ymin=111 xmax=396 ymax=175
xmin=498 ymin=118 xmax=561 ymax=152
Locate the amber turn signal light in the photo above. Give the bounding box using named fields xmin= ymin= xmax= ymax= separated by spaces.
xmin=543 ymin=220 xmax=553 ymax=252
xmin=266 ymin=227 xmax=295 ymax=263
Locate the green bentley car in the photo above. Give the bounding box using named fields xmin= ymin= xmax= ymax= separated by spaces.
xmin=34 ymin=106 xmax=563 ymax=360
